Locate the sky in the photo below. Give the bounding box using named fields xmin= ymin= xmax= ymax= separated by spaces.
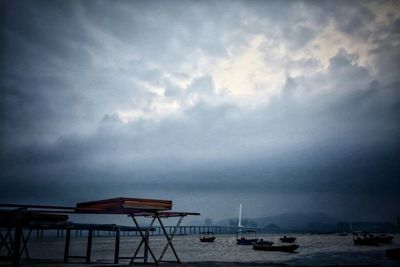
xmin=1 ymin=0 xmax=399 ymax=223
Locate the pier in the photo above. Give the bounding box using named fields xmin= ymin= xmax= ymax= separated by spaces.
xmin=31 ymin=225 xmax=271 ymax=240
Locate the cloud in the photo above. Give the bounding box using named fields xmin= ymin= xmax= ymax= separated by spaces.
xmin=1 ymin=0 xmax=399 ymax=221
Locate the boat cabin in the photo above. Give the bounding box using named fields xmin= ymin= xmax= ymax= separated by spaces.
xmin=236 ymin=230 xmax=259 ymax=245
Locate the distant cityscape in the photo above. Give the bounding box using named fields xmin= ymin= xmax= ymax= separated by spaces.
xmin=198 ymin=214 xmax=400 ymax=233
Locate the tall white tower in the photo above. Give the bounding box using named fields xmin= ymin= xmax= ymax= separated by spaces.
xmin=238 ymin=203 xmax=243 ymax=228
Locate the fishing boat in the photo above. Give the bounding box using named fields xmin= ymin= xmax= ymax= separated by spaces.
xmin=376 ymin=234 xmax=394 ymax=244
xmin=353 ymin=233 xmax=379 ymax=246
xmin=254 ymin=239 xmax=274 ymax=246
xmin=199 ymin=231 xmax=216 ymax=242
xmin=353 ymin=232 xmax=393 ymax=246
xmin=253 ymin=242 xmax=299 ymax=253
xmin=279 ymin=236 xmax=296 ymax=243
xmin=236 ymin=230 xmax=259 ymax=245
xmin=235 ymin=204 xmax=259 ymax=245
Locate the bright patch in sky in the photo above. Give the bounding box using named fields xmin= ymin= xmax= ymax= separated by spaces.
xmin=213 ymin=35 xmax=285 ymax=106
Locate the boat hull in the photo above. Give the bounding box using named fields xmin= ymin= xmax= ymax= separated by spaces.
xmin=353 ymin=238 xmax=379 ymax=246
xmin=253 ymin=244 xmax=299 ymax=253
xmin=280 ymin=237 xmax=296 ymax=243
xmin=377 ymin=236 xmax=393 ymax=244
xmin=200 ymin=237 xmax=216 ymax=242
xmin=237 ymin=238 xmax=259 ymax=245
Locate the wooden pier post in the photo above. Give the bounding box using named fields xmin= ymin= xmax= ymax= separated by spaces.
xmin=114 ymin=228 xmax=120 ymax=264
xmin=12 ymin=226 xmax=22 ymax=267
xmin=144 ymin=235 xmax=149 ymax=263
xmin=64 ymin=229 xmax=71 ymax=263
xmin=86 ymin=229 xmax=93 ymax=263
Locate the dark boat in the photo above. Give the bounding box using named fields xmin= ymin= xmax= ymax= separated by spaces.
xmin=254 ymin=240 xmax=274 ymax=246
xmin=253 ymin=242 xmax=299 ymax=253
xmin=236 ymin=230 xmax=259 ymax=245
xmin=199 ymin=231 xmax=216 ymax=242
xmin=353 ymin=232 xmax=393 ymax=246
xmin=338 ymin=232 xmax=348 ymax=236
xmin=376 ymin=234 xmax=394 ymax=244
xmin=353 ymin=233 xmax=379 ymax=246
xmin=353 ymin=237 xmax=379 ymax=246
xmin=280 ymin=236 xmax=296 ymax=243
xmin=386 ymin=248 xmax=400 ymax=260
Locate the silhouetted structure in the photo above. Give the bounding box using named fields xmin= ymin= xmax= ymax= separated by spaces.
xmin=0 ymin=198 xmax=199 ymax=266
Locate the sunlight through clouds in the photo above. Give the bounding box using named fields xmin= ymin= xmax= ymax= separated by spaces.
xmin=213 ymin=35 xmax=285 ymax=106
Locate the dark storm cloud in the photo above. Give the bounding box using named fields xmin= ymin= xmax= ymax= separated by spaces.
xmin=1 ymin=0 xmax=399 ymax=220
xmin=313 ymin=0 xmax=375 ymax=36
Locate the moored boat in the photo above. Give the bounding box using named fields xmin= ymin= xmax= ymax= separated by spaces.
xmin=353 ymin=232 xmax=379 ymax=246
xmin=254 ymin=240 xmax=274 ymax=246
xmin=280 ymin=236 xmax=296 ymax=243
xmin=200 ymin=231 xmax=216 ymax=242
xmin=236 ymin=230 xmax=259 ymax=245
xmin=253 ymin=242 xmax=299 ymax=253
xmin=353 ymin=237 xmax=379 ymax=246
xmin=353 ymin=232 xmax=393 ymax=246
xmin=376 ymin=234 xmax=394 ymax=244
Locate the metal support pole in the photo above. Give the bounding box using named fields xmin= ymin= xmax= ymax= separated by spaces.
xmin=0 ymin=229 xmax=13 ymax=257
xmin=114 ymin=229 xmax=120 ymax=264
xmin=129 ymin=216 xmax=158 ymax=264
xmin=12 ymin=226 xmax=22 ymax=267
xmin=64 ymin=229 xmax=71 ymax=263
xmin=19 ymin=229 xmax=32 ymax=259
xmin=156 ymin=215 xmax=183 ymax=264
xmin=86 ymin=229 xmax=93 ymax=263
xmin=144 ymin=235 xmax=149 ymax=263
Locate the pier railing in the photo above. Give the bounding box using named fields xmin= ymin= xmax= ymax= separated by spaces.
xmin=27 ymin=225 xmax=281 ymax=239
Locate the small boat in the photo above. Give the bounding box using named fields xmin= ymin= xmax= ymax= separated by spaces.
xmin=236 ymin=230 xmax=259 ymax=245
xmin=338 ymin=232 xmax=348 ymax=236
xmin=376 ymin=234 xmax=394 ymax=244
xmin=253 ymin=242 xmax=299 ymax=253
xmin=353 ymin=233 xmax=379 ymax=246
xmin=254 ymin=239 xmax=274 ymax=246
xmin=353 ymin=232 xmax=393 ymax=246
xmin=199 ymin=231 xmax=216 ymax=242
xmin=386 ymin=248 xmax=400 ymax=260
xmin=280 ymin=236 xmax=296 ymax=243
xmin=353 ymin=237 xmax=379 ymax=246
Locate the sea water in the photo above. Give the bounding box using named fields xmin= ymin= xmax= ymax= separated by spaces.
xmin=25 ymin=233 xmax=400 ymax=266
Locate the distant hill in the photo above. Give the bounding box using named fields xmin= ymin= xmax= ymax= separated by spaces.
xmin=217 ymin=212 xmax=339 ymax=230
